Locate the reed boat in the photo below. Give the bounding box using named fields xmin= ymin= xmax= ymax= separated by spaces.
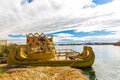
xmin=7 ymin=33 xmax=95 ymax=67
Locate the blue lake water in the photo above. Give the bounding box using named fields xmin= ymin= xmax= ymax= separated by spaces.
xmin=56 ymin=45 xmax=120 ymax=80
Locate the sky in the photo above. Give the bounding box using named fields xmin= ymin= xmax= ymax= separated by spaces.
xmin=0 ymin=0 xmax=120 ymax=44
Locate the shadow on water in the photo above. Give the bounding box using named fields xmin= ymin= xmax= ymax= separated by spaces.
xmin=75 ymin=67 xmax=97 ymax=80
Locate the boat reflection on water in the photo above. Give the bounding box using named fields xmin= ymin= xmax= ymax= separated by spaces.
xmin=76 ymin=67 xmax=97 ymax=80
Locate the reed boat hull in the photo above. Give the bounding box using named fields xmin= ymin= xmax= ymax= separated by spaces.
xmin=7 ymin=46 xmax=95 ymax=67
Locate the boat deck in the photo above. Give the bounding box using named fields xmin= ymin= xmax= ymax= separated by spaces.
xmin=54 ymin=49 xmax=80 ymax=60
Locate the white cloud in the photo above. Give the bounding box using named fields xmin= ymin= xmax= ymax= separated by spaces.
xmin=0 ymin=0 xmax=120 ymax=43
xmin=53 ymin=32 xmax=120 ymax=43
xmin=54 ymin=33 xmax=73 ymax=38
xmin=53 ymin=33 xmax=74 ymax=42
xmin=80 ymin=34 xmax=120 ymax=42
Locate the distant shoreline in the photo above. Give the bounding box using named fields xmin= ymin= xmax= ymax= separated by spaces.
xmin=114 ymin=41 xmax=120 ymax=46
xmin=55 ymin=43 xmax=114 ymax=46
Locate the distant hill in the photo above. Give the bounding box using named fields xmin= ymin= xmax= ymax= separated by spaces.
xmin=114 ymin=41 xmax=120 ymax=46
xmin=56 ymin=42 xmax=114 ymax=46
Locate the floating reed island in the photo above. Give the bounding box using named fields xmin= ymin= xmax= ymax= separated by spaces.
xmin=0 ymin=66 xmax=88 ymax=80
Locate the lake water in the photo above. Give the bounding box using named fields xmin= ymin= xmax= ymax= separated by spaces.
xmin=56 ymin=45 xmax=120 ymax=80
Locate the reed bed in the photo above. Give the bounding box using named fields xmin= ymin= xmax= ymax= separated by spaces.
xmin=0 ymin=66 xmax=88 ymax=80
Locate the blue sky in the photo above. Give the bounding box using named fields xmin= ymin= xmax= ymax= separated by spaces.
xmin=93 ymin=0 xmax=112 ymax=5
xmin=8 ymin=34 xmax=25 ymax=38
xmin=52 ymin=30 xmax=115 ymax=37
xmin=51 ymin=29 xmax=116 ymax=43
xmin=0 ymin=0 xmax=120 ymax=44
xmin=8 ymin=29 xmax=116 ymax=43
xmin=24 ymin=0 xmax=113 ymax=4
xmin=21 ymin=0 xmax=33 ymax=5
xmin=25 ymin=0 xmax=113 ymax=5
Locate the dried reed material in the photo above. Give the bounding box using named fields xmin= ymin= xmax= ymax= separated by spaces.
xmin=0 ymin=67 xmax=88 ymax=80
